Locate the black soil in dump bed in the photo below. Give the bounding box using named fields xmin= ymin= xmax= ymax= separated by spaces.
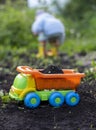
xmin=40 ymin=65 xmax=63 ymax=74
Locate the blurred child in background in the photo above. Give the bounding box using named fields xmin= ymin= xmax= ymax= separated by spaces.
xmin=32 ymin=10 xmax=65 ymax=58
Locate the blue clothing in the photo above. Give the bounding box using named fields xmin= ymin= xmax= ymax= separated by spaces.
xmin=32 ymin=13 xmax=65 ymax=43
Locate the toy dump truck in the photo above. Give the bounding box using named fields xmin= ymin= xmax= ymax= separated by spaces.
xmin=9 ymin=66 xmax=85 ymax=108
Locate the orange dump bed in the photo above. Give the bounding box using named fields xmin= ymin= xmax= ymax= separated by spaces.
xmin=17 ymin=66 xmax=85 ymax=90
xmin=31 ymin=69 xmax=85 ymax=90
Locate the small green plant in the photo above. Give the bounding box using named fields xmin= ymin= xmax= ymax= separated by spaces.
xmin=0 ymin=90 xmax=11 ymax=103
xmin=0 ymin=90 xmax=18 ymax=108
xmin=91 ymin=60 xmax=96 ymax=68
xmin=84 ymin=60 xmax=96 ymax=81
xmin=0 ymin=90 xmax=4 ymax=96
xmin=1 ymin=94 xmax=11 ymax=103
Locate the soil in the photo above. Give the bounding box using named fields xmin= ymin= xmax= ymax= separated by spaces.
xmin=40 ymin=65 xmax=63 ymax=74
xmin=0 ymin=53 xmax=96 ymax=130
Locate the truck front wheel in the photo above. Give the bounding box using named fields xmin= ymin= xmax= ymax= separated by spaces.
xmin=24 ymin=92 xmax=40 ymax=108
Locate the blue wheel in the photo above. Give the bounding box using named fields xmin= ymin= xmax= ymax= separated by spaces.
xmin=49 ymin=92 xmax=64 ymax=107
xmin=24 ymin=93 xmax=40 ymax=108
xmin=65 ymin=92 xmax=80 ymax=106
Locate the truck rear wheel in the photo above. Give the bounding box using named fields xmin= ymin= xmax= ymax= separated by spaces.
xmin=24 ymin=92 xmax=40 ymax=108
xmin=49 ymin=92 xmax=64 ymax=107
xmin=65 ymin=92 xmax=80 ymax=106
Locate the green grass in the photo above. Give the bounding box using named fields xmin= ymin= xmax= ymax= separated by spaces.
xmin=60 ymin=37 xmax=96 ymax=55
xmin=0 ymin=36 xmax=96 ymax=67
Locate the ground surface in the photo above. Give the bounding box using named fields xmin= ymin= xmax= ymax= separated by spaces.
xmin=0 ymin=53 xmax=96 ymax=130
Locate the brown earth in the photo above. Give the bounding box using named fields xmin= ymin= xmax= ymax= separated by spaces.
xmin=0 ymin=53 xmax=96 ymax=130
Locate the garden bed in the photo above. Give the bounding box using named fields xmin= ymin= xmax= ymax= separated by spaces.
xmin=0 ymin=53 xmax=96 ymax=130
